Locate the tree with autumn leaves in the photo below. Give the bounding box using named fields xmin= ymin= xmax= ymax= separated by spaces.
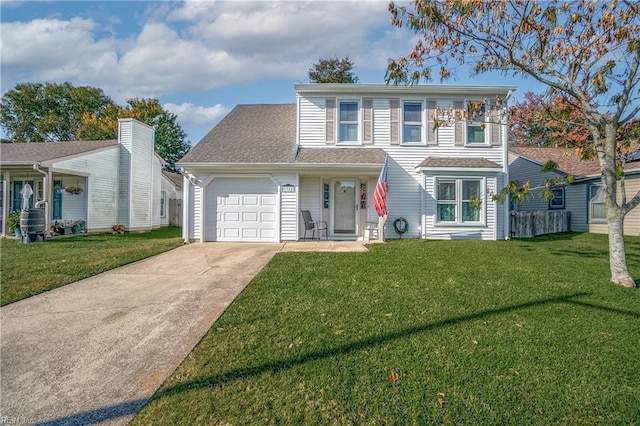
xmin=1 ymin=82 xmax=190 ymax=172
xmin=387 ymin=0 xmax=639 ymax=287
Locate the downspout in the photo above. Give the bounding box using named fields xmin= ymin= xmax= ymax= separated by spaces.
xmin=504 ymin=89 xmax=514 ymax=240
xmin=33 ymin=163 xmax=50 ymax=235
xmin=2 ymin=171 xmax=9 ymax=235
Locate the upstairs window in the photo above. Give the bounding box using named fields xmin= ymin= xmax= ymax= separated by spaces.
xmin=403 ymin=102 xmax=423 ymax=143
xmin=467 ymin=101 xmax=486 ymax=144
xmin=339 ymin=101 xmax=359 ymax=143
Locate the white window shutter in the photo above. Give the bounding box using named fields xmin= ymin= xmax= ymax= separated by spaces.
xmin=326 ymin=98 xmax=335 ymax=144
xmin=454 ymin=100 xmax=465 ymax=146
xmin=426 ymin=100 xmax=437 ymax=146
xmin=390 ymin=99 xmax=400 ymax=145
xmin=363 ymin=98 xmax=373 ymax=145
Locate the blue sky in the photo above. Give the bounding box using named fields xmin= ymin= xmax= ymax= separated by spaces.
xmin=1 ymin=0 xmax=546 ymax=144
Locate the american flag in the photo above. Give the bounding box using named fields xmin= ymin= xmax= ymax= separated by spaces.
xmin=373 ymin=156 xmax=388 ymax=217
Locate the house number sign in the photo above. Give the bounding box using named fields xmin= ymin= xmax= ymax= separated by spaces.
xmin=281 ymin=185 xmax=296 ymax=193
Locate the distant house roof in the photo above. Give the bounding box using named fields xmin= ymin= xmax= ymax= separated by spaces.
xmin=162 ymin=170 xmax=183 ymax=189
xmin=0 ymin=140 xmax=118 ymax=165
xmin=510 ymin=144 xmax=640 ymax=178
xmin=417 ymin=157 xmax=501 ymax=169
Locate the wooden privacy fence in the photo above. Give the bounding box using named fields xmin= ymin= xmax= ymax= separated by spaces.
xmin=510 ymin=210 xmax=571 ymax=238
xmin=169 ymin=199 xmax=182 ymax=227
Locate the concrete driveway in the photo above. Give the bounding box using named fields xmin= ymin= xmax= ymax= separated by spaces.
xmin=0 ymin=242 xmax=283 ymax=425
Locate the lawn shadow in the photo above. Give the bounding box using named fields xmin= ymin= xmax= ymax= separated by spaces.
xmin=41 ymin=291 xmax=640 ymax=425
xmin=511 ymin=232 xmax=584 ymax=243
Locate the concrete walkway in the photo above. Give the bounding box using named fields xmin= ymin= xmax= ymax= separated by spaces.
xmin=0 ymin=241 xmax=368 ymax=425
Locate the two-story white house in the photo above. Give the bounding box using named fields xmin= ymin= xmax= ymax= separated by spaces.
xmin=178 ymin=84 xmax=515 ymax=242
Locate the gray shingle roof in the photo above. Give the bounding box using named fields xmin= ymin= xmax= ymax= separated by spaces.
xmin=417 ymin=157 xmax=501 ymax=168
xmin=179 ymin=104 xmax=297 ymax=164
xmin=295 ymin=148 xmax=386 ymax=164
xmin=510 ymin=145 xmax=640 ymax=177
xmin=162 ymin=170 xmax=183 ymax=189
xmin=0 ymin=140 xmax=118 ymax=164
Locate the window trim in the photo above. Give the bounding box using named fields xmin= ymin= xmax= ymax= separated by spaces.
xmin=589 ymin=184 xmax=606 ymax=223
xmin=465 ymin=100 xmax=489 ymax=146
xmin=435 ymin=177 xmax=486 ymax=225
xmin=337 ymin=100 xmax=361 ymax=145
xmin=401 ymin=100 xmax=424 ymax=144
xmin=548 ymin=187 xmax=565 ymax=210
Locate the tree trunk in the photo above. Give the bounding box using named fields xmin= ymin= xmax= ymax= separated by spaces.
xmin=598 ymin=126 xmax=636 ymax=288
xmin=606 ymin=209 xmax=636 ymax=288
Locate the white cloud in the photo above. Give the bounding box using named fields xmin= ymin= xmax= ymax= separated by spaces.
xmin=164 ymin=102 xmax=230 ymax=128
xmin=1 ymin=1 xmax=411 ymax=95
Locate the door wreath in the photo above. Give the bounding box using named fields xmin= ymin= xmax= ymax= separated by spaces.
xmin=393 ymin=217 xmax=409 ymax=239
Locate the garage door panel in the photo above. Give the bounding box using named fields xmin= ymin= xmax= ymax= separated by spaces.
xmin=243 ymin=212 xmax=258 ymax=222
xmin=261 ymin=212 xmax=276 ymax=222
xmin=226 ymin=196 xmax=240 ymax=206
xmin=262 ymin=196 xmax=276 ymax=206
xmin=206 ymin=178 xmax=278 ymax=242
xmin=243 ymin=196 xmax=259 ymax=205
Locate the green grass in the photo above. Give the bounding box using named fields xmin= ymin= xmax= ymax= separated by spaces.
xmin=133 ymin=233 xmax=640 ymax=425
xmin=1 ymin=227 xmax=183 ymax=306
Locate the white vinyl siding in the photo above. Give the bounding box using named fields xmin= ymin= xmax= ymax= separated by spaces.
xmin=299 ymin=176 xmax=322 ymax=238
xmin=53 ymin=146 xmax=119 ymax=231
xmin=298 ymin=97 xmax=326 ymax=145
xmin=373 ymin=100 xmax=390 ymax=145
xmin=274 ymin=174 xmax=298 ymax=241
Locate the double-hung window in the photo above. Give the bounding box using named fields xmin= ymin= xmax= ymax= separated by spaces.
xmin=436 ymin=178 xmax=484 ymax=224
xmin=466 ymin=101 xmax=486 ymax=144
xmin=549 ymin=187 xmax=565 ymax=210
xmin=589 ymin=184 xmax=605 ymax=221
xmin=403 ymin=102 xmax=423 ymax=143
xmin=339 ymin=101 xmax=359 ymax=143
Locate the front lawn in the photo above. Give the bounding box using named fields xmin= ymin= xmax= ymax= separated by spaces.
xmin=0 ymin=227 xmax=183 ymax=306
xmin=133 ymin=232 xmax=639 ymax=425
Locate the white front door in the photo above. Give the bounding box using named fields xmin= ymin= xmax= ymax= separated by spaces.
xmin=331 ymin=179 xmax=357 ymax=236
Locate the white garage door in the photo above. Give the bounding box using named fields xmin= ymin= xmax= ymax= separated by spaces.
xmin=205 ymin=178 xmax=278 ymax=242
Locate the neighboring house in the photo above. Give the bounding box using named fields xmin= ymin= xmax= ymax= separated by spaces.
xmin=161 ymin=170 xmax=183 ymax=227
xmin=178 ymin=83 xmax=515 ymax=243
xmin=509 ymin=145 xmax=640 ymax=236
xmin=1 ymin=119 xmax=166 ymax=235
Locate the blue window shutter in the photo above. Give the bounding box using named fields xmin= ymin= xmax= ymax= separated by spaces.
xmin=53 ymin=179 xmax=63 ymax=220
xmin=13 ymin=181 xmax=22 ymax=211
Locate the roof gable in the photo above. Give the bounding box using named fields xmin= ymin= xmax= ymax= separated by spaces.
xmin=179 ymin=104 xmax=296 ymax=164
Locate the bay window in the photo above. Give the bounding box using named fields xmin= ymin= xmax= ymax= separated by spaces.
xmin=436 ymin=178 xmax=484 ymax=224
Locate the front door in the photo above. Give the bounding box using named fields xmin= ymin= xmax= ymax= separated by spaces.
xmin=332 ymin=179 xmax=357 ymax=236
